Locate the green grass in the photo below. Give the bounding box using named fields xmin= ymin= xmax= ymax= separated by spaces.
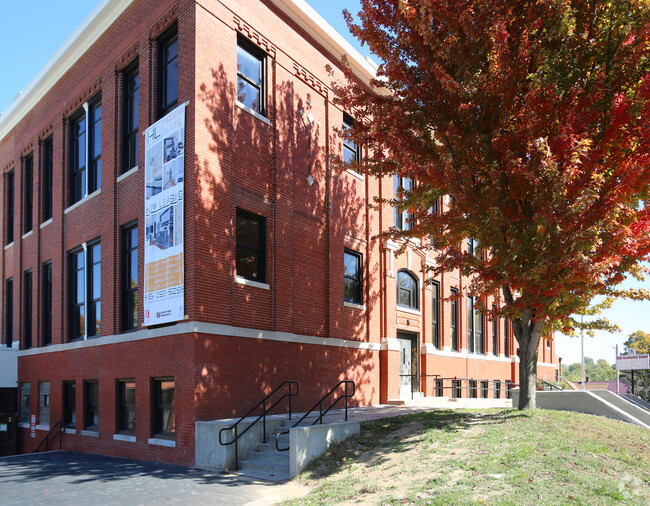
xmin=282 ymin=409 xmax=650 ymax=505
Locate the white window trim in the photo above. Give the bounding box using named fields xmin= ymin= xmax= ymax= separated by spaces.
xmin=40 ymin=218 xmax=53 ymax=229
xmin=235 ymin=100 xmax=271 ymax=125
xmin=4 ymin=241 xmax=14 ymax=250
xmin=234 ymin=276 xmax=270 ymax=290
xmin=117 ymin=165 xmax=138 ymax=182
xmin=148 ymin=437 xmax=176 ymax=447
xmin=344 ymin=301 xmax=365 ymax=310
xmin=64 ymin=189 xmax=101 ymax=214
xmin=21 ymin=230 xmax=33 ymax=240
xmin=396 ymin=305 xmax=421 ymax=315
xmin=113 ymin=433 xmax=136 ymax=442
xmin=81 ymin=429 xmax=99 ymax=438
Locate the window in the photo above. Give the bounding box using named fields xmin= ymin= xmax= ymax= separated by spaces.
xmin=452 ymin=379 xmax=461 ymax=398
xmin=492 ymin=304 xmax=498 ymax=356
xmin=122 ymin=225 xmax=138 ymax=331
xmin=84 ymin=381 xmax=99 ymax=429
xmin=4 ymin=278 xmax=12 ymax=347
xmin=117 ymin=380 xmax=136 ymax=433
xmin=467 ymin=296 xmax=484 ymax=354
xmin=469 ymin=380 xmax=477 ymax=398
xmin=43 ymin=263 xmax=52 ymax=346
xmin=467 ymin=237 xmax=479 ymax=256
xmin=342 ymin=114 xmax=359 ymax=163
xmin=20 ymin=382 xmax=30 ymax=424
xmin=42 ymin=137 xmax=53 ymax=222
xmin=432 ymin=281 xmax=440 ymax=348
xmin=63 ymin=381 xmax=76 ymax=427
xmin=69 ymin=241 xmax=101 ymax=340
xmin=23 ymin=153 xmax=33 ymax=234
xmin=23 ymin=270 xmax=32 ymax=349
xmin=494 ymin=380 xmax=501 ymax=399
xmin=123 ymin=63 xmax=139 ymax=172
xmin=6 ymin=170 xmax=14 ymax=244
xmin=394 ymin=176 xmax=414 ymax=230
xmin=39 ymin=381 xmax=50 ymax=426
xmin=236 ymin=35 xmax=266 ymax=116
xmin=450 ymin=288 xmax=458 ymax=352
xmin=344 ymin=249 xmax=362 ymax=304
xmin=70 ymin=112 xmax=86 ymax=204
xmin=429 ymin=199 xmax=440 ymax=247
xmin=152 ymin=378 xmax=175 ymax=437
xmin=481 ymin=381 xmax=489 ymax=399
xmin=89 ymin=100 xmax=102 ymax=194
xmin=70 ymin=98 xmax=101 ymax=206
xmin=504 ymin=318 xmax=510 ymax=357
xmin=506 ymin=380 xmax=513 ymax=399
xmin=236 ymin=209 xmax=266 ymax=282
xmin=397 ymin=270 xmax=419 ymax=309
xmin=159 ymin=27 xmax=178 ymax=117
xmin=435 ymin=379 xmax=443 ymax=397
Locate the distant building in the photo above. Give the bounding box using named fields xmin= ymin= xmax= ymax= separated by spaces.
xmin=0 ymin=0 xmax=558 ymax=465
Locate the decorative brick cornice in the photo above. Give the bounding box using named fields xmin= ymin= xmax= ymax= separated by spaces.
xmin=293 ymin=63 xmax=326 ymax=95
xmin=232 ymin=184 xmax=271 ymax=207
xmin=234 ymin=16 xmax=277 ymax=57
xmin=63 ymin=78 xmax=103 ymax=117
xmin=149 ymin=5 xmax=178 ymax=40
xmin=20 ymin=143 xmax=34 ymax=157
xmin=116 ymin=40 xmax=141 ymax=71
xmin=2 ymin=160 xmax=14 ymax=173
xmin=39 ymin=124 xmax=54 ymax=141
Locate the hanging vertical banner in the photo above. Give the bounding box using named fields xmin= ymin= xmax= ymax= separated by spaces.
xmin=144 ymin=103 xmax=185 ymax=326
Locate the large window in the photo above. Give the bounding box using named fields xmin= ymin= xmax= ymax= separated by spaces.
xmin=39 ymin=381 xmax=50 ymax=426
xmin=236 ymin=35 xmax=266 ymax=116
xmin=42 ymin=137 xmax=53 ymax=222
xmin=70 ymin=98 xmax=100 ymax=206
xmin=342 ymin=114 xmax=359 ymax=163
xmin=23 ymin=270 xmax=32 ymax=349
xmin=467 ymin=296 xmax=484 ymax=354
xmin=123 ymin=63 xmax=139 ymax=172
xmin=344 ymin=249 xmax=362 ymax=304
xmin=20 ymin=382 xmax=30 ymax=424
xmin=236 ymin=209 xmax=266 ymax=282
xmin=63 ymin=381 xmax=76 ymax=428
xmin=122 ymin=225 xmax=138 ymax=331
xmin=504 ymin=318 xmax=510 ymax=357
xmin=84 ymin=381 xmax=99 ymax=430
xmin=394 ymin=176 xmax=414 ymax=230
xmin=397 ymin=270 xmax=419 ymax=310
xmin=4 ymin=278 xmax=12 ymax=347
xmin=492 ymin=304 xmax=498 ymax=356
xmin=432 ymin=281 xmax=440 ymax=348
xmin=450 ymin=288 xmax=458 ymax=352
xmin=159 ymin=27 xmax=178 ymax=117
xmin=152 ymin=378 xmax=175 ymax=438
xmin=23 ymin=153 xmax=33 ymax=234
xmin=69 ymin=241 xmax=101 ymax=340
xmin=117 ymin=379 xmax=136 ymax=433
xmin=6 ymin=170 xmax=14 ymax=244
xmin=89 ymin=100 xmax=102 ymax=194
xmin=43 ymin=262 xmax=52 ymax=346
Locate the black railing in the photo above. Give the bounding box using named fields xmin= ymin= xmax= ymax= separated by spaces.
xmin=428 ymin=377 xmax=519 ymax=399
xmin=33 ymin=420 xmax=64 ymax=453
xmin=538 ymin=379 xmax=562 ymax=391
xmin=219 ymin=381 xmax=299 ymax=469
xmin=400 ymin=374 xmax=440 ymax=399
xmin=275 ymin=380 xmax=355 ymax=451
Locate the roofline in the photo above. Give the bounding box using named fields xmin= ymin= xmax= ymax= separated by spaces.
xmin=0 ymin=0 xmax=376 ymax=143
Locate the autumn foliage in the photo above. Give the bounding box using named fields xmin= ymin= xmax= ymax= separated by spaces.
xmin=335 ymin=0 xmax=650 ymax=408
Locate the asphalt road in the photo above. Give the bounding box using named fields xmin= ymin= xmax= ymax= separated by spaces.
xmin=0 ymin=451 xmax=307 ymax=505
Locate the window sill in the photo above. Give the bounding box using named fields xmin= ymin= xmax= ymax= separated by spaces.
xmin=117 ymin=165 xmax=138 ymax=182
xmin=113 ymin=433 xmax=136 ymax=443
xmin=64 ymin=189 xmax=101 ymax=214
xmin=22 ymin=230 xmax=33 ymax=240
xmin=18 ymin=422 xmax=29 ymax=429
xmin=81 ymin=430 xmax=99 ymax=438
xmin=40 ymin=218 xmax=53 ymax=229
xmin=234 ymin=276 xmax=270 ymax=290
xmin=346 ymin=169 xmax=364 ymax=181
xmin=396 ymin=305 xmax=421 ymax=316
xmin=148 ymin=437 xmax=176 ymax=448
xmin=36 ymin=424 xmax=50 ymax=431
xmin=4 ymin=242 xmax=14 ymax=250
xmin=63 ymin=428 xmax=76 ymax=435
xmin=344 ymin=301 xmax=365 ymax=310
xmin=235 ymin=100 xmax=270 ymax=125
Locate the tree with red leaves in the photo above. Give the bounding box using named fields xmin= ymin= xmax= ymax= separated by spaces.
xmin=335 ymin=0 xmax=650 ymax=408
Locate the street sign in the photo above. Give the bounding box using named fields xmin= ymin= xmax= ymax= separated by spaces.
xmin=616 ymin=354 xmax=650 ymax=371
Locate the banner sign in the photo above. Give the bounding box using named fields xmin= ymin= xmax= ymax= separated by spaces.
xmin=144 ymin=103 xmax=185 ymax=326
xmin=616 ymin=354 xmax=650 ymax=371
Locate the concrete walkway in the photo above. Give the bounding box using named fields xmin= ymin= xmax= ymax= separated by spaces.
xmin=0 ymin=398 xmax=512 ymax=505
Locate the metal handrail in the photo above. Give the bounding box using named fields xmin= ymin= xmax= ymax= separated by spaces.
xmin=538 ymin=379 xmax=562 ymax=391
xmin=275 ymin=380 xmax=355 ymax=451
xmin=33 ymin=420 xmax=65 ymax=453
xmin=218 ymin=381 xmax=299 ymax=469
xmin=433 ymin=377 xmax=519 ymax=399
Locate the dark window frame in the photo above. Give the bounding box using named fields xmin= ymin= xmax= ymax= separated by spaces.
xmin=469 ymin=380 xmax=477 ymax=398
xmin=396 ymin=270 xmax=419 ymax=310
xmin=342 ymin=113 xmax=360 ymax=164
xmin=343 ymin=249 xmax=363 ymax=304
xmin=42 ymin=262 xmax=52 ymax=346
xmin=88 ymin=98 xmax=102 ymax=194
xmin=23 ymin=153 xmax=33 ymax=234
xmin=68 ymin=240 xmax=101 ymax=341
xmin=69 ymin=247 xmax=85 ymax=341
xmin=235 ymin=208 xmax=266 ymax=283
xmin=432 ymin=281 xmax=440 ymax=348
xmin=450 ymin=288 xmax=459 ymax=352
xmin=23 ymin=270 xmax=32 ymax=350
xmin=121 ymin=224 xmax=138 ymax=332
xmin=6 ymin=170 xmax=14 ymax=244
xmin=42 ymin=136 xmax=53 ymax=222
xmin=152 ymin=377 xmax=175 ymax=438
xmin=63 ymin=381 xmax=76 ymax=428
xmin=117 ymin=379 xmax=136 ymax=434
xmin=39 ymin=381 xmax=50 ymax=427
xmin=123 ymin=62 xmax=139 ymax=173
xmin=236 ymin=34 xmax=266 ymax=116
xmin=84 ymin=380 xmax=99 ymax=430
xmin=504 ymin=317 xmax=510 ymax=357
xmin=88 ymin=242 xmax=101 ymax=337
xmin=467 ymin=295 xmax=484 ymax=355
xmin=20 ymin=382 xmax=30 ymax=424
xmin=394 ymin=176 xmax=415 ymax=231
xmin=158 ymin=26 xmax=179 ymax=118
xmin=5 ymin=278 xmax=12 ymax=347
xmin=69 ymin=110 xmax=86 ymax=205
xmin=492 ymin=304 xmax=498 ymax=356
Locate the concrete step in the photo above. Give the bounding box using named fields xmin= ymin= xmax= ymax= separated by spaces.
xmin=243 ymin=450 xmax=290 ymax=467
xmin=238 ymin=466 xmax=290 ymax=483
xmin=257 ymin=441 xmax=289 ymax=453
xmin=239 ymin=455 xmax=290 ymax=479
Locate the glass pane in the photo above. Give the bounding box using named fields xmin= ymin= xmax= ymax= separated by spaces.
xmin=344 ymin=279 xmax=357 ymax=301
xmin=344 ymin=253 xmax=357 ymax=277
xmin=165 ymin=39 xmax=178 ymax=62
xmin=165 ymin=59 xmax=179 ymax=108
xmin=236 ymin=245 xmax=258 ymax=279
xmin=130 ymin=248 xmax=138 ymax=286
xmin=344 ymin=145 xmax=357 ymax=163
xmin=237 ymin=45 xmax=261 ymax=83
xmin=160 ymin=381 xmax=174 ymax=404
xmin=94 ymin=301 xmax=101 ymax=334
xmin=236 ymin=78 xmax=260 ymax=112
xmin=237 ymin=215 xmax=259 ymax=247
xmin=124 ymin=382 xmax=136 ymax=404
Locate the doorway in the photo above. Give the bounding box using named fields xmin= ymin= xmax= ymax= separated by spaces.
xmin=397 ymin=331 xmax=419 ymax=397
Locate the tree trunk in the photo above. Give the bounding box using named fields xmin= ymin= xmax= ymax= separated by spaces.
xmin=502 ymin=287 xmax=546 ymax=410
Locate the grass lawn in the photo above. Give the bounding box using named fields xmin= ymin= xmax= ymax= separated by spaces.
xmin=282 ymin=409 xmax=650 ymax=505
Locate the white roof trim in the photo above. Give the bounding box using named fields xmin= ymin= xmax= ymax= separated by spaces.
xmin=0 ymin=0 xmax=134 ymax=142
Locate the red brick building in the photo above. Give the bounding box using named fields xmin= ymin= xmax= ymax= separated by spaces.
xmin=0 ymin=0 xmax=558 ymax=465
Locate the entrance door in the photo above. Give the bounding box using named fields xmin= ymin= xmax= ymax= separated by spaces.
xmin=397 ymin=332 xmax=418 ymax=396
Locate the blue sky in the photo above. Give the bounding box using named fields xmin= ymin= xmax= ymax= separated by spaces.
xmin=1 ymin=1 xmax=647 ymax=366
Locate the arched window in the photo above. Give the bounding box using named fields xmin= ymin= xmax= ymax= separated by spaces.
xmin=397 ymin=270 xmax=419 ymax=309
